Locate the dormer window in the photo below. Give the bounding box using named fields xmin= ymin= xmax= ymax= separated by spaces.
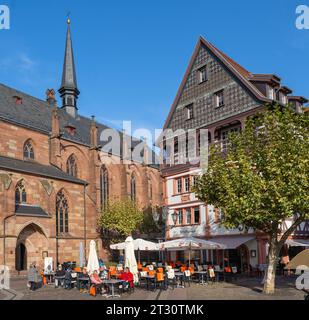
xmin=280 ymin=93 xmax=287 ymax=105
xmin=65 ymin=124 xmax=76 ymax=136
xmin=268 ymin=86 xmax=275 ymax=100
xmin=13 ymin=96 xmax=23 ymax=105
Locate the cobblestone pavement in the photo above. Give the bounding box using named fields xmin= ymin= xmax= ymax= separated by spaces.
xmin=0 ymin=275 xmax=305 ymax=300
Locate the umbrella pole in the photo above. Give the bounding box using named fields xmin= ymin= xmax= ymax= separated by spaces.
xmin=138 ymin=249 xmax=140 ymax=264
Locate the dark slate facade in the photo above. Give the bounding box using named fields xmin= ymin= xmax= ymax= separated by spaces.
xmin=167 ymin=43 xmax=262 ymax=131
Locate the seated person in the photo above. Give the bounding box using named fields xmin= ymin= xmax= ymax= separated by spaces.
xmin=118 ymin=267 xmax=134 ymax=290
xmin=55 ymin=264 xmax=65 ymax=288
xmin=90 ymin=270 xmax=106 ymax=294
xmin=78 ymin=267 xmax=90 ymax=293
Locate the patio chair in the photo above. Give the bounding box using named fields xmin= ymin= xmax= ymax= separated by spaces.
xmin=214 ymin=265 xmax=223 ymax=281
xmin=208 ymin=268 xmax=216 ymax=285
xmin=183 ymin=270 xmax=191 ymax=287
xmin=231 ymin=266 xmax=238 ymax=281
xmin=156 ymin=272 xmax=166 ymax=290
xmin=165 ymin=267 xmax=176 ymax=290
xmin=157 ymin=267 xmax=164 ymax=274
xmin=138 ymin=271 xmax=148 ymax=290
xmin=224 ymin=266 xmax=232 ymax=282
xmin=197 ymin=265 xmax=203 ymax=272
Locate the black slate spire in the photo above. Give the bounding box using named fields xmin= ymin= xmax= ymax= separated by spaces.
xmin=58 ymin=17 xmax=80 ymax=118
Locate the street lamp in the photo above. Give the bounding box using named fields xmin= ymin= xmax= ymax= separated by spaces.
xmin=171 ymin=210 xmax=179 ymax=227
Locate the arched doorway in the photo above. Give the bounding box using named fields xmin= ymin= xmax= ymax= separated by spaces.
xmin=15 ymin=243 xmax=27 ymax=271
xmin=15 ymin=223 xmax=49 ymax=271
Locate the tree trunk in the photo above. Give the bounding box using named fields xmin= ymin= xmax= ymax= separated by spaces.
xmin=263 ymin=236 xmax=279 ymax=295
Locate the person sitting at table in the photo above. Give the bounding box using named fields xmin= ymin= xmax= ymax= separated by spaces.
xmin=90 ymin=270 xmax=106 ymax=295
xmin=78 ymin=267 xmax=90 ymax=293
xmin=55 ymin=264 xmax=65 ymax=288
xmin=118 ymin=267 xmax=134 ymax=291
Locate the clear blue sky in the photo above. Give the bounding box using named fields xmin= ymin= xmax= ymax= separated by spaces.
xmin=1 ymin=0 xmax=308 ymax=135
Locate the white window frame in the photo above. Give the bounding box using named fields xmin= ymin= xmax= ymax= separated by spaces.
xmin=215 ymin=90 xmax=224 ymax=108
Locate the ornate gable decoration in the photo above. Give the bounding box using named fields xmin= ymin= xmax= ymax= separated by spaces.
xmin=40 ymin=179 xmax=54 ymax=196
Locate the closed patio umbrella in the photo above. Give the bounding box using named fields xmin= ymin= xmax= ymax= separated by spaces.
xmin=124 ymin=236 xmax=139 ymax=283
xmin=87 ymin=240 xmax=100 ymax=274
xmin=79 ymin=242 xmax=84 ymax=267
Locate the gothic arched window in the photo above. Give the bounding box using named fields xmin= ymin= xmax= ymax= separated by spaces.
xmin=23 ymin=140 xmax=34 ymax=160
xmin=100 ymin=166 xmax=109 ymax=209
xmin=131 ymin=174 xmax=136 ymax=202
xmin=66 ymin=154 xmax=78 ymax=177
xmin=56 ymin=190 xmax=69 ymax=234
xmin=15 ymin=180 xmax=27 ymax=204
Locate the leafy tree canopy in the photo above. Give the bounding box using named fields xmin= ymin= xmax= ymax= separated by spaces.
xmin=194 ymin=106 xmax=309 ymax=239
xmin=99 ymin=198 xmax=144 ymax=238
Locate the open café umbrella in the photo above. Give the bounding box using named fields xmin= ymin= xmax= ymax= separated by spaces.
xmin=87 ymin=240 xmax=100 ymax=274
xmin=159 ymin=237 xmax=226 ymax=265
xmin=124 ymin=236 xmax=139 ymax=283
xmin=286 ymin=249 xmax=309 ymax=270
xmin=110 ymin=238 xmax=159 ymax=263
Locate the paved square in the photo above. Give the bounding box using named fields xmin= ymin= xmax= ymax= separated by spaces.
xmin=0 ymin=275 xmax=305 ymax=300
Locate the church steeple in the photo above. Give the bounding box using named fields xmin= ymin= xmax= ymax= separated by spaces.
xmin=58 ymin=17 xmax=80 ymax=118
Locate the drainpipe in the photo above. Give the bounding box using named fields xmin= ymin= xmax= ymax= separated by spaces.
xmin=3 ymin=213 xmax=16 ymax=267
xmin=83 ymin=183 xmax=87 ymax=266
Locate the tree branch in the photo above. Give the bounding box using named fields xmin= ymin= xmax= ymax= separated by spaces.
xmin=278 ymin=215 xmax=304 ymax=247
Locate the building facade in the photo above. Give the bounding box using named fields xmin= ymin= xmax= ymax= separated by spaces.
xmin=0 ymin=21 xmax=162 ymax=273
xmin=160 ymin=37 xmax=308 ymax=270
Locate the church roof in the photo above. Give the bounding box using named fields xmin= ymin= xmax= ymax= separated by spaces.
xmin=60 ymin=23 xmax=78 ymax=92
xmin=0 ymin=83 xmax=159 ymax=164
xmin=0 ymin=155 xmax=87 ymax=185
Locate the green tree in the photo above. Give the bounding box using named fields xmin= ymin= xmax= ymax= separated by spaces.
xmin=194 ymin=106 xmax=309 ymax=294
xmin=99 ymin=198 xmax=144 ymax=239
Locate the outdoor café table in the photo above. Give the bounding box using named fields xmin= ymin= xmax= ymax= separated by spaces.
xmin=102 ymin=279 xmax=124 ymax=298
xmin=77 ymin=277 xmax=90 ymax=290
xmin=140 ymin=275 xmax=156 ymax=291
xmin=174 ymin=272 xmax=185 ymax=288
xmin=194 ymin=271 xmax=208 ymax=285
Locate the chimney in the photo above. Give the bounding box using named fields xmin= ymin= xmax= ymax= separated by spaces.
xmin=46 ymin=89 xmax=57 ymax=106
